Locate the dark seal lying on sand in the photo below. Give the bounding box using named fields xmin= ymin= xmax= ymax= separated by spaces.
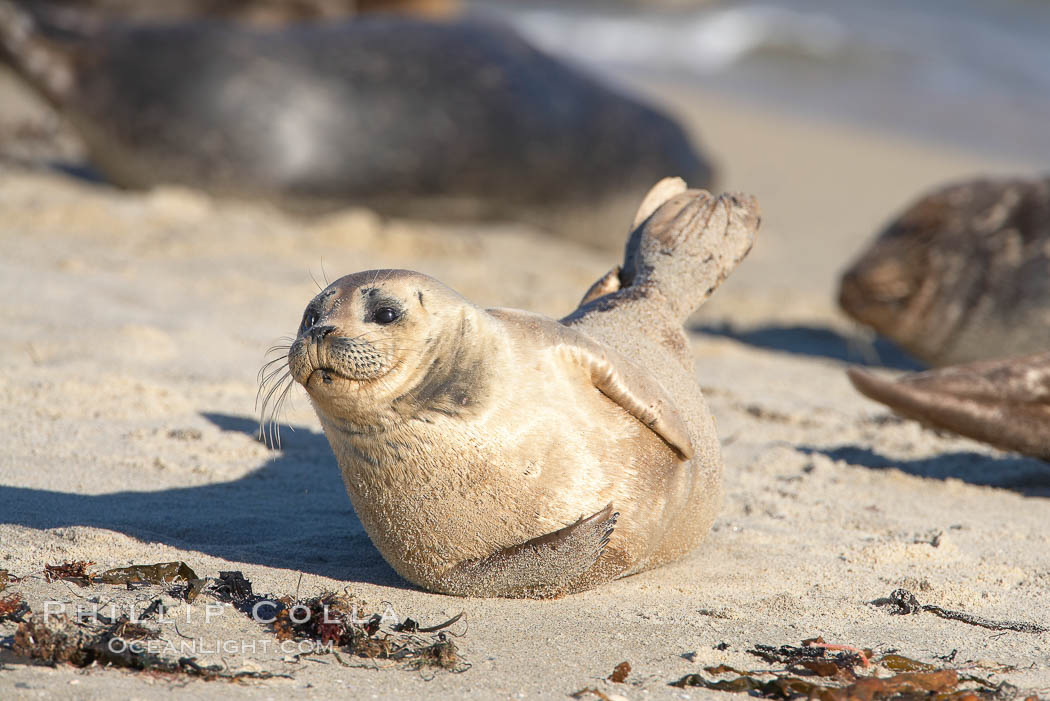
xmin=0 ymin=0 xmax=714 ymax=247
xmin=838 ymin=176 xmax=1050 ymax=366
xmin=22 ymin=0 xmax=458 ymax=26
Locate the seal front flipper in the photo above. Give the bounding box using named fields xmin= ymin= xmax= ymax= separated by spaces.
xmin=568 ymin=338 xmax=694 ymax=460
xmin=847 ymin=352 xmax=1050 ymax=460
xmin=433 ymin=505 xmax=619 ymax=598
xmin=488 ymin=308 xmax=694 ymax=459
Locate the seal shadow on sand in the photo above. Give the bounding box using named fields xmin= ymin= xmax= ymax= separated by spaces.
xmin=798 ymin=445 xmax=1050 ymax=498
xmin=0 ymin=412 xmax=407 ymax=588
xmin=693 ymin=323 xmax=925 ymax=371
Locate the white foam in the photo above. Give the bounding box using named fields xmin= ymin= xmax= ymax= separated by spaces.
xmin=510 ymin=4 xmax=847 ymax=74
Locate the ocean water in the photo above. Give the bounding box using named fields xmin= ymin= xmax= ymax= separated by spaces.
xmin=472 ymin=0 xmax=1050 ymax=163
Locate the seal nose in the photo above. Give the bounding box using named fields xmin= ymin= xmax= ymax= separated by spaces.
xmin=309 ymin=325 xmax=336 ymax=343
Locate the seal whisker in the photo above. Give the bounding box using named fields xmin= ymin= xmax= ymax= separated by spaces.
xmin=258 ymin=367 xmax=290 ymax=397
xmin=269 ymin=377 xmax=297 ymax=450
xmin=263 ymin=344 xmax=292 ymax=357
xmin=260 ymin=349 xmax=291 ymax=368
xmin=309 ymin=268 xmax=324 ymax=293
xmin=258 ymin=367 xmax=292 ymax=413
xmin=259 ymin=353 xmax=290 ymax=377
xmin=259 ymin=355 xmax=288 ymax=372
xmin=259 ymin=369 xmax=295 ymax=449
xmin=257 ymin=358 xmax=292 ymax=398
xmin=257 ymin=354 xmax=291 ymax=411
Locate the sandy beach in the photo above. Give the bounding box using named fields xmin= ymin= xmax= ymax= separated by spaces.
xmin=1 ymin=58 xmax=1049 ymax=700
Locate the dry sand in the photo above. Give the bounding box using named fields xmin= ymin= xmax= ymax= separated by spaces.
xmin=1 ymin=74 xmax=1049 ymax=700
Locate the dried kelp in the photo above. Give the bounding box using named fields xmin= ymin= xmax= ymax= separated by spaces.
xmin=7 ymin=562 xmax=469 ymax=678
xmin=0 ymin=592 xmax=29 ymax=622
xmin=10 ymin=615 xmax=285 ymax=681
xmin=99 ymin=562 xmax=198 ymax=586
xmin=43 ymin=561 xmax=94 ymax=587
xmin=673 ymin=639 xmax=1034 ymax=700
xmin=200 ymin=570 xmax=269 ymax=613
xmin=214 ymin=571 xmax=253 ymax=601
xmin=879 ymin=654 xmax=935 ymax=673
xmin=887 ymin=589 xmax=1050 ymax=634
xmin=185 ymin=569 xmax=469 ymax=673
xmin=270 ymin=590 xmax=468 ymax=672
xmin=673 ymin=666 xmax=994 ymax=700
xmin=748 ymin=637 xmax=870 ymax=677
xmin=40 ymin=560 xmax=199 ymax=591
xmin=608 ymin=660 xmax=631 ymax=683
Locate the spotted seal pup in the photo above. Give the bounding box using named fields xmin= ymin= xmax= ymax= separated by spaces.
xmin=260 ymin=178 xmax=760 ymax=596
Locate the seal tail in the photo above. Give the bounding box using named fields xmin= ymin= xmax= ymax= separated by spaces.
xmin=0 ymin=0 xmax=78 ymax=104
xmin=619 ymin=177 xmax=760 ymax=323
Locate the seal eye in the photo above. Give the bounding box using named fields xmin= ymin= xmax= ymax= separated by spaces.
xmin=302 ymin=310 xmax=319 ymax=331
xmin=373 ymin=307 xmax=400 ymax=325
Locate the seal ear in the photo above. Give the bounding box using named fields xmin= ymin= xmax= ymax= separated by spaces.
xmin=847 ymin=353 xmax=1050 ymax=461
xmin=490 ymin=309 xmax=694 ymax=460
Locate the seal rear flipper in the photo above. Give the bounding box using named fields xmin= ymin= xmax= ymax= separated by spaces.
xmin=847 ymin=359 xmax=1050 ymax=460
xmin=577 ymin=265 xmax=622 ymax=307
xmin=432 ymin=504 xmax=619 ymax=598
xmin=572 ymin=177 xmax=689 ymax=309
xmin=617 ymin=178 xmax=760 ymax=323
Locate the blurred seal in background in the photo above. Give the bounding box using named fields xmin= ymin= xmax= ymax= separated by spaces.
xmin=0 ymin=0 xmax=714 ymax=247
xmin=848 ymin=351 xmax=1050 ymax=462
xmin=21 ymin=0 xmax=457 ymax=26
xmin=839 ymin=176 xmax=1050 ymax=366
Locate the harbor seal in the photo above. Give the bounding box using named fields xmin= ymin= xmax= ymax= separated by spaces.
xmin=261 ymin=179 xmax=760 ymax=597
xmin=23 ymin=0 xmax=458 ymax=27
xmin=0 ymin=1 xmax=714 ymax=247
xmin=838 ymin=176 xmax=1050 ymax=366
xmin=848 ymin=353 xmax=1050 ymax=461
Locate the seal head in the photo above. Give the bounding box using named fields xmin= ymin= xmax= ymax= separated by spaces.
xmin=287 ymin=270 xmax=494 ymax=427
xmin=839 ymin=176 xmax=1050 ymax=366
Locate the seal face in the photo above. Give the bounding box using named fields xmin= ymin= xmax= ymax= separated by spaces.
xmin=263 ymin=179 xmax=761 ymax=597
xmin=839 ymin=176 xmax=1050 ymax=366
xmin=286 ymin=270 xmax=495 ymax=427
xmin=0 ymin=1 xmax=715 ymax=246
